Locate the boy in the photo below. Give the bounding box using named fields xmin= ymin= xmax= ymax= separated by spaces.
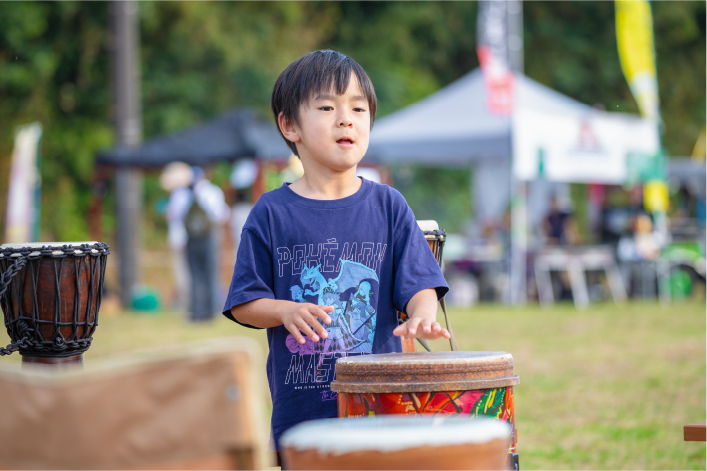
xmin=223 ymin=50 xmax=450 ymax=451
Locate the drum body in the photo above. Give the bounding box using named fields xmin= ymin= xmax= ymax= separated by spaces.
xmin=280 ymin=416 xmax=511 ymax=470
xmin=331 ymin=352 xmax=519 ymax=454
xmin=0 ymin=242 xmax=109 ymax=358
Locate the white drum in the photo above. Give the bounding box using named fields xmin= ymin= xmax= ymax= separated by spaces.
xmin=280 ymin=416 xmax=511 ymax=470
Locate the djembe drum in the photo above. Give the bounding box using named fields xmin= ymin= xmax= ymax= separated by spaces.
xmin=331 ymin=351 xmax=520 ymax=469
xmin=280 ymin=416 xmax=511 ymax=470
xmin=399 ymin=220 xmax=458 ymax=352
xmin=0 ymin=242 xmax=110 ymax=365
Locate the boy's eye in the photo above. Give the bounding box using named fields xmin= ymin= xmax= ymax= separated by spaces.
xmin=354 ymin=108 xmax=366 ymax=112
xmin=319 ymin=106 xmax=333 ymax=111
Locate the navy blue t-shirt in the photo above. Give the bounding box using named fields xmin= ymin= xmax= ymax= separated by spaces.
xmin=223 ymin=177 xmax=448 ymax=449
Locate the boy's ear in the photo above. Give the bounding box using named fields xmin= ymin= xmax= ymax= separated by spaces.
xmin=278 ymin=112 xmax=301 ymax=143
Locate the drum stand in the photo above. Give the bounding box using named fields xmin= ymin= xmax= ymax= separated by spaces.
xmin=508 ymin=452 xmax=520 ymax=470
xmin=22 ymin=354 xmax=83 ymax=368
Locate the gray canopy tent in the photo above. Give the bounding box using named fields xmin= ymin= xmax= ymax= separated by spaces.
xmin=96 ymin=108 xmax=290 ymax=168
xmin=365 ymin=68 xmax=592 ymax=226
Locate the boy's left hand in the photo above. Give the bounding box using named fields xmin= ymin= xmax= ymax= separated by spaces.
xmin=393 ymin=317 xmax=450 ymax=340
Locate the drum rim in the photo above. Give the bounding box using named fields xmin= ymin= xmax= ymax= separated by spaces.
xmin=423 ymin=229 xmax=446 ymax=241
xmin=0 ymin=242 xmax=108 ymax=258
xmin=331 ymin=374 xmax=519 ymax=393
xmin=336 ymin=351 xmax=512 ymax=364
xmin=331 ymin=351 xmax=518 ymax=393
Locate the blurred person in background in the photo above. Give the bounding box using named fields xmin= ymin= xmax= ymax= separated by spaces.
xmin=229 ymin=159 xmax=258 ymax=253
xmin=633 ymin=214 xmax=661 ymax=260
xmin=542 ymin=195 xmax=580 ymax=246
xmin=230 ymin=190 xmax=252 ymax=253
xmin=169 ymin=166 xmax=229 ymax=322
xmin=542 ymin=195 xmax=580 ymax=300
xmin=161 ymin=162 xmax=194 ymax=313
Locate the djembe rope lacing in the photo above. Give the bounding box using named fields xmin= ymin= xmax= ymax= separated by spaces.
xmin=423 ymin=229 xmax=458 ymax=351
xmin=0 ymin=243 xmax=110 ymax=357
xmin=397 ymin=228 xmax=459 ymax=352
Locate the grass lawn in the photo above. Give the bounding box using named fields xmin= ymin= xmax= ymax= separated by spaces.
xmin=1 ymin=300 xmax=704 ymax=470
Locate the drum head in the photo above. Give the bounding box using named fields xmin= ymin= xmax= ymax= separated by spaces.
xmin=331 ymin=351 xmax=519 ymax=393
xmin=281 ymin=416 xmax=510 ymax=453
xmin=0 ymin=242 xmax=100 ymax=257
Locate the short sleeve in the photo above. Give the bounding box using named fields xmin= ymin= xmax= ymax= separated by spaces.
xmin=392 ymin=205 xmax=449 ymax=313
xmin=222 ymin=228 xmax=275 ymax=328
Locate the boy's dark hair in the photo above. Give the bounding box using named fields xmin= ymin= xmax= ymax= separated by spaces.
xmin=271 ymin=50 xmax=377 ymax=157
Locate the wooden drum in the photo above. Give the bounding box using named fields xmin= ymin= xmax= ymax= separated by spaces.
xmin=0 ymin=242 xmax=110 ymax=365
xmin=398 ymin=220 xmax=448 ymax=353
xmin=280 ymin=416 xmax=511 ymax=470
xmin=331 ymin=352 xmax=520 ymax=458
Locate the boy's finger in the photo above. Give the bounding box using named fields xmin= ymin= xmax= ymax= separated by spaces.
xmin=392 ymin=323 xmax=407 ymax=337
xmin=436 ymin=328 xmax=451 ymax=340
xmin=304 ymin=313 xmax=328 ymax=338
xmin=407 ymin=317 xmax=422 ymax=336
xmin=287 ymin=324 xmax=307 ymax=345
xmin=295 ymin=318 xmax=320 ymax=343
xmin=312 ymin=307 xmax=333 ymax=324
xmin=421 ymin=319 xmax=432 ymax=334
xmin=427 ymin=328 xmax=450 ymax=340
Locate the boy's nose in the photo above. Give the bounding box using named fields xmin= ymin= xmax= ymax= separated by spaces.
xmin=339 ymin=120 xmax=353 ymax=128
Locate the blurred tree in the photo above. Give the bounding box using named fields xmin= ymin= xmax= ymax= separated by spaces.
xmin=391 ymin=165 xmax=472 ymax=234
xmin=0 ymin=2 xmax=113 ymax=241
xmin=0 ymin=1 xmax=704 ymax=242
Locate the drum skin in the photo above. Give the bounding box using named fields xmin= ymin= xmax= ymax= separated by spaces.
xmin=338 ymin=387 xmax=516 ymax=453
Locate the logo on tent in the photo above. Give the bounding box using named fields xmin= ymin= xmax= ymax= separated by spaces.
xmin=571 ymin=119 xmax=605 ymax=154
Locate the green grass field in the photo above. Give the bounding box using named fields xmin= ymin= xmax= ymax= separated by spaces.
xmin=1 ymin=301 xmax=704 ymax=470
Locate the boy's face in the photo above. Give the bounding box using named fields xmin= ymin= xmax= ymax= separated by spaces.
xmin=280 ymin=74 xmax=370 ymax=175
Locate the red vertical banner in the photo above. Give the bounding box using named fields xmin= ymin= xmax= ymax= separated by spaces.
xmin=477 ymin=1 xmax=515 ymax=115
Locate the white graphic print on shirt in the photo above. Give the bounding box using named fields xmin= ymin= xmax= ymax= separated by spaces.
xmin=277 ymin=238 xmax=386 ymax=395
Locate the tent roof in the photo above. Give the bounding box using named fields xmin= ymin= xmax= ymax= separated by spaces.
xmin=365 ymin=68 xmax=594 ymax=165
xmin=96 ymin=108 xmax=290 ymax=168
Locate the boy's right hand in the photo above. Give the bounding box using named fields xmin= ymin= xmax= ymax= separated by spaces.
xmin=280 ymin=304 xmax=334 ymax=345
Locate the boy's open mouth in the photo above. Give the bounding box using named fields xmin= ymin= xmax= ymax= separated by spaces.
xmin=337 ymin=137 xmax=354 ymax=145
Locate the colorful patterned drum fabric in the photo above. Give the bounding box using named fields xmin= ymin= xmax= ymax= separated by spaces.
xmin=331 ymin=351 xmax=520 ymax=453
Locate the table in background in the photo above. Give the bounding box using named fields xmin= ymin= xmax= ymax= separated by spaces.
xmin=535 ymin=245 xmax=627 ymax=309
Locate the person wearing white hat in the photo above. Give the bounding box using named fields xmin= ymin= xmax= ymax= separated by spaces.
xmin=161 ymin=163 xmax=229 ymax=320
xmin=161 ymin=162 xmax=194 ymax=313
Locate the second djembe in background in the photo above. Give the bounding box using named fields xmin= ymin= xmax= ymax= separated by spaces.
xmin=0 ymin=242 xmax=110 ymax=366
xmin=398 ymin=220 xmax=458 ymax=352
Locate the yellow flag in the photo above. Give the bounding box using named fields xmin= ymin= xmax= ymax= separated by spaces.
xmin=615 ymin=0 xmax=660 ymax=119
xmin=644 ymin=180 xmax=669 ymax=213
xmin=692 ymin=127 xmax=706 ymax=160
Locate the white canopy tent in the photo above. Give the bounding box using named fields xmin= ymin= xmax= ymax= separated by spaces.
xmin=367 ymin=69 xmax=594 ymax=165
xmin=366 ymin=68 xmax=659 ymax=226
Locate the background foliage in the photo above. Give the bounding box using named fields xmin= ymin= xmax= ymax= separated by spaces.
xmin=0 ymin=1 xmax=704 ymax=241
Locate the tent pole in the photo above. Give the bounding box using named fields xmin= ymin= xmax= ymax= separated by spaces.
xmin=509 ymin=181 xmax=528 ymax=305
xmin=110 ymin=1 xmax=143 ymax=308
xmin=508 ymin=0 xmax=527 ymax=305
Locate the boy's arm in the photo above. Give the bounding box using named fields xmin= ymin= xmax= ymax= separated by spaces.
xmin=230 ymin=299 xmax=334 ymax=344
xmin=392 ymin=288 xmax=450 ymax=340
